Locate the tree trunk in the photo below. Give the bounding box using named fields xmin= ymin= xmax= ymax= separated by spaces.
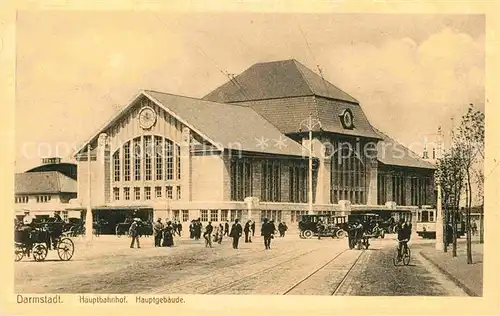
xmin=452 ymin=209 xmax=457 ymax=257
xmin=479 ymin=205 xmax=484 ymax=244
xmin=466 ymin=171 xmax=473 ymax=264
xmin=443 ymin=202 xmax=448 ymax=253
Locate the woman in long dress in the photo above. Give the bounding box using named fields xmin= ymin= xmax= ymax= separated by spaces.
xmin=162 ymin=222 xmax=174 ymax=247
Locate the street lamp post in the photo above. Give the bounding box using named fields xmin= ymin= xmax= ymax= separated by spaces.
xmin=435 ymin=127 xmax=444 ymax=251
xmin=300 ymin=113 xmax=322 ymax=215
xmin=86 ymin=144 xmax=93 ymax=243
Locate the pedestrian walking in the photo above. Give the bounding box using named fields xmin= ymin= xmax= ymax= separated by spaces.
xmin=129 ymin=219 xmax=140 ymax=248
xmin=162 ymin=221 xmax=174 ymax=247
xmin=261 ymin=218 xmax=274 ymax=250
xmin=244 ymin=220 xmax=252 ymax=243
xmin=251 ymin=221 xmax=256 ymax=237
xmin=195 ymin=218 xmax=202 ymax=240
xmin=178 ymin=222 xmax=183 ymax=237
xmin=217 ymin=223 xmax=224 ymax=244
xmin=189 ymin=220 xmax=195 ymax=239
xmin=224 ymin=220 xmax=230 ymax=236
xmin=204 ymin=221 xmax=214 ymax=248
xmin=230 ymin=219 xmax=242 ymax=249
xmin=472 ymin=220 xmax=477 ymax=236
xmin=317 ymin=219 xmax=324 ymax=240
xmin=153 ymin=218 xmax=164 ymax=247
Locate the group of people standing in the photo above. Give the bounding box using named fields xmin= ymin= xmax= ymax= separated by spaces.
xmin=150 ymin=218 xmax=182 ymax=248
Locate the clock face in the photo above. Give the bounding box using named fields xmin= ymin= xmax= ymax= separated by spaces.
xmin=340 ymin=109 xmax=354 ymax=129
xmin=138 ymin=106 xmax=157 ymax=129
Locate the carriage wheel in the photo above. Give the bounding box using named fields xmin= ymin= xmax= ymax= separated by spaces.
xmin=57 ymin=237 xmax=74 ymax=261
xmin=32 ymin=244 xmax=48 ymax=262
xmin=336 ymin=229 xmax=346 ymax=238
xmin=299 ymin=231 xmax=305 ymax=239
xmin=393 ymin=248 xmax=400 ymax=266
xmin=15 ymin=244 xmax=24 ymax=262
xmin=303 ymin=230 xmax=313 ymax=239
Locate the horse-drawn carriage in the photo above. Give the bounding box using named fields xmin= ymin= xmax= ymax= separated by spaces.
xmin=298 ymin=214 xmax=348 ymax=239
xmin=14 ymin=221 xmax=75 ymax=262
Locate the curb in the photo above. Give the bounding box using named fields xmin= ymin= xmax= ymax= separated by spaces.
xmin=419 ymin=251 xmax=479 ymax=297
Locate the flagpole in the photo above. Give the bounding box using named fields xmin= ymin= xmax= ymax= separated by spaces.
xmin=86 ymin=144 xmax=93 ymax=244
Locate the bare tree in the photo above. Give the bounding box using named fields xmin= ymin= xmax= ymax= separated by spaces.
xmin=454 ymin=104 xmax=485 ymax=264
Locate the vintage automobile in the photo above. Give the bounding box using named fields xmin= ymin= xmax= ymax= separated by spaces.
xmin=298 ymin=214 xmax=348 ymax=239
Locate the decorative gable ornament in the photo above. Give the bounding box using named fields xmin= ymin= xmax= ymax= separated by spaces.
xmin=138 ymin=106 xmax=157 ymax=130
xmin=339 ymin=108 xmax=354 ymax=129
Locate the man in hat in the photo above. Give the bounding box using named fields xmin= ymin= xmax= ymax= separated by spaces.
xmin=261 ymin=218 xmax=274 ymax=250
xmin=153 ymin=218 xmax=164 ymax=247
xmin=230 ymin=219 xmax=242 ymax=249
xmin=23 ymin=210 xmax=34 ymax=226
xmin=129 ymin=218 xmax=140 ymax=248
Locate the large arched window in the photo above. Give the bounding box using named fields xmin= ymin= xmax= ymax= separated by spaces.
xmin=112 ymin=135 xmax=179 ymax=185
xmin=330 ymin=140 xmax=367 ymax=204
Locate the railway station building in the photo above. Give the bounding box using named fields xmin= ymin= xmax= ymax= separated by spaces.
xmin=15 ymin=157 xmax=79 ymax=221
xmin=70 ymin=59 xmax=436 ymax=233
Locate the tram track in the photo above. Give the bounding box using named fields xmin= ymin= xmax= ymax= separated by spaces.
xmin=150 ymin=245 xmax=322 ymax=294
xmin=202 ymin=247 xmax=327 ymax=295
xmin=331 ymin=249 xmax=366 ymax=295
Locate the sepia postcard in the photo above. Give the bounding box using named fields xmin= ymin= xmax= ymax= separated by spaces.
xmin=1 ymin=1 xmax=499 ymax=316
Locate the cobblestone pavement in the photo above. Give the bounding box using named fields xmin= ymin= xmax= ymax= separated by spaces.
xmin=14 ymin=234 xmax=470 ymax=295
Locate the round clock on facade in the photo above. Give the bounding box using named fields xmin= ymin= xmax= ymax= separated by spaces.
xmin=138 ymin=106 xmax=157 ymax=129
xmin=339 ymin=109 xmax=354 ymax=129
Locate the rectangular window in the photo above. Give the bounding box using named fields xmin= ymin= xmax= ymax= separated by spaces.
xmin=144 ymin=136 xmax=152 ymax=181
xmin=230 ymin=159 xmax=253 ymax=201
xmin=201 ymin=210 xmax=209 ymax=222
xmin=430 ymin=210 xmax=435 ymax=222
xmin=155 ymin=186 xmax=162 ymax=198
xmin=62 ymin=211 xmax=68 ymax=222
xmin=176 ymin=186 xmax=181 ymax=200
xmin=221 ymin=210 xmax=228 ymax=222
xmin=176 ymin=144 xmax=181 ymax=180
xmin=182 ymin=210 xmax=189 ymax=222
xmin=173 ymin=210 xmax=180 ymax=221
xmin=421 ymin=211 xmax=429 ymax=222
xmin=124 ymin=187 xmax=130 ymax=200
xmin=260 ymin=160 xmax=281 ymax=202
xmin=134 ymin=187 xmax=141 ymax=200
xmin=134 ymin=138 xmax=141 ymax=181
xmin=166 ymin=141 xmax=173 ymax=180
xmin=144 ymin=187 xmax=151 ymax=200
xmin=113 ymin=150 xmax=120 ymax=182
xmin=210 ymin=210 xmax=218 ymax=222
xmin=124 ymin=142 xmax=131 ymax=181
xmin=155 ymin=136 xmax=163 ymax=180
xmin=230 ymin=211 xmax=236 ymax=222
xmin=166 ymin=186 xmax=173 ymax=199
xmin=113 ymin=187 xmax=120 ymax=201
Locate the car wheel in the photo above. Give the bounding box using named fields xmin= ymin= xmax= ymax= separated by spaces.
xmin=303 ymin=230 xmax=313 ymax=239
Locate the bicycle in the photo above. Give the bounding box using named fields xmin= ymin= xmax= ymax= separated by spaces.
xmin=393 ymin=239 xmax=411 ymax=266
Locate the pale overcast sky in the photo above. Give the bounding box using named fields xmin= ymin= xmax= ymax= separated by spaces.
xmin=16 ymin=12 xmax=484 ymax=172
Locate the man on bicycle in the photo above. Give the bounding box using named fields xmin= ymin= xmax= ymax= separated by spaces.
xmin=395 ymin=218 xmax=412 ymax=262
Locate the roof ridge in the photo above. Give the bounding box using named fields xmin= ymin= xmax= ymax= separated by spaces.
xmin=293 ymin=61 xmax=322 ymax=126
xmin=145 ymin=89 xmax=249 ymax=108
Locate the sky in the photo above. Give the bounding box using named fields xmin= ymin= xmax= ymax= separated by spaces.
xmin=16 ymin=12 xmax=485 ymax=174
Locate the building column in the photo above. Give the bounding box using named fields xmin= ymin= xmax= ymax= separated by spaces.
xmin=181 ymin=127 xmax=192 ymax=201
xmin=311 ymin=138 xmax=331 ymax=205
xmin=366 ymin=157 xmax=378 ymax=205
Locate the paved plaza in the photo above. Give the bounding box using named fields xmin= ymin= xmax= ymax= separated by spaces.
xmin=14 ymin=233 xmax=482 ymax=296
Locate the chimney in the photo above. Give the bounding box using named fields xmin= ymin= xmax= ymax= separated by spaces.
xmin=422 ymin=137 xmax=429 ymax=159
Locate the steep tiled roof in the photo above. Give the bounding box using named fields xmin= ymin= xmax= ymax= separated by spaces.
xmin=374 ymin=128 xmax=436 ymax=170
xmin=144 ymin=91 xmax=308 ymax=157
xmin=203 ymin=59 xmax=358 ymax=104
xmin=15 ymin=171 xmax=77 ymax=194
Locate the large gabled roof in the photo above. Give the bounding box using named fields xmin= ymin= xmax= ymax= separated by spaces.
xmin=145 ymin=90 xmax=308 ymax=157
xmin=375 ymin=128 xmax=436 ymax=170
xmin=74 ymin=90 xmax=309 ymax=158
xmin=15 ymin=171 xmax=77 ymax=194
xmin=203 ymin=59 xmax=359 ymax=104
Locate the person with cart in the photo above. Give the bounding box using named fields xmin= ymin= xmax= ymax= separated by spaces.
xmin=129 ymin=219 xmax=141 ymax=249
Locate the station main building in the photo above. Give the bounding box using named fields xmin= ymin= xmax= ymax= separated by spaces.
xmin=71 ymin=60 xmax=435 ymax=233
